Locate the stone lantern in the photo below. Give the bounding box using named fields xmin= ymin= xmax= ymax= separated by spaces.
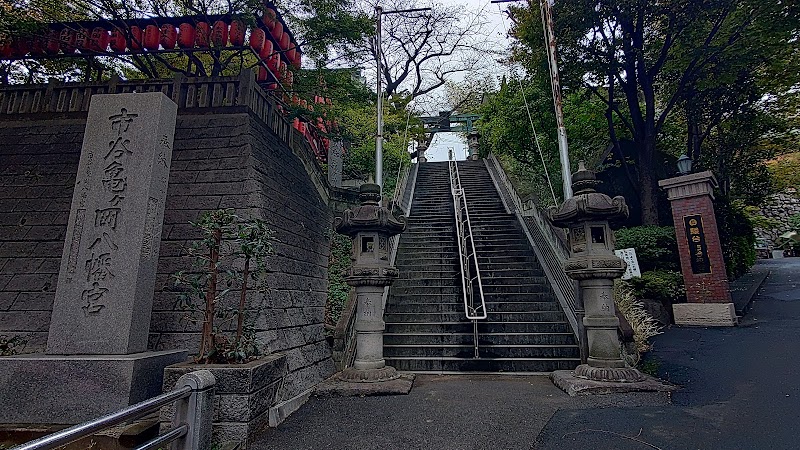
xmin=416 ymin=141 xmax=428 ymax=163
xmin=334 ymin=183 xmax=406 ymax=382
xmin=467 ymin=131 xmax=480 ymax=161
xmin=548 ymin=162 xmax=643 ymax=383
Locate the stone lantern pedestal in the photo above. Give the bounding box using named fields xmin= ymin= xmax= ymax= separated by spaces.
xmin=416 ymin=141 xmax=428 ymax=163
xmin=467 ymin=131 xmax=480 ymax=161
xmin=548 ymin=163 xmax=677 ymax=396
xmin=317 ymin=183 xmax=414 ymax=396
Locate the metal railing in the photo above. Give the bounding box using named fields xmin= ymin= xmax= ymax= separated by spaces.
xmin=483 ymin=154 xmax=586 ymax=362
xmin=449 ymin=160 xmax=487 ymax=359
xmin=13 ymin=370 xmax=215 ymax=450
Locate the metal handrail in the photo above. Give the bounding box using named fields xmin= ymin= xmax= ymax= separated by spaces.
xmin=13 ymin=370 xmax=215 ymax=450
xmin=449 ymin=160 xmax=487 ymax=359
xmin=484 ymin=154 xmax=586 ymax=362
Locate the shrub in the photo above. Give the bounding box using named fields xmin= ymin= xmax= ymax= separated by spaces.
xmin=615 ymin=226 xmax=680 ymax=272
xmin=625 ymin=270 xmax=686 ymax=305
xmin=325 ymin=231 xmax=352 ymax=335
xmin=614 ymin=282 xmax=662 ymax=365
xmin=715 ymin=198 xmax=756 ymax=280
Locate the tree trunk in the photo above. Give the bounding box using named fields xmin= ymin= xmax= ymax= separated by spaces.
xmin=638 ymin=137 xmax=660 ymax=226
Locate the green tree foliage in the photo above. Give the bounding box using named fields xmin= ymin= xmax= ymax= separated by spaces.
xmin=477 ymin=74 xmax=611 ymax=206
xmin=615 ymin=226 xmax=680 ymax=272
xmin=714 ymin=197 xmax=756 ymax=280
xmin=508 ymin=0 xmax=799 ymax=225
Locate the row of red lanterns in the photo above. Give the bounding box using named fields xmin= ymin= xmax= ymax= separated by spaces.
xmin=0 ymin=18 xmax=302 ymax=70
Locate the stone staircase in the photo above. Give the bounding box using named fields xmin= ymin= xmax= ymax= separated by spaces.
xmin=384 ymin=161 xmax=581 ymax=372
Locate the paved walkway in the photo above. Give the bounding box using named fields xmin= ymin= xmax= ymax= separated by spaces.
xmin=253 ymin=259 xmax=800 ymax=450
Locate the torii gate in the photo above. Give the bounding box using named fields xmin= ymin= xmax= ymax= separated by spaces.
xmin=416 ymin=111 xmax=481 ymax=162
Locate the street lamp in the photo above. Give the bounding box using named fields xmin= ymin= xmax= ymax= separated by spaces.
xmin=374 ymin=5 xmax=431 ymax=191
xmin=677 ymin=154 xmax=693 ymax=175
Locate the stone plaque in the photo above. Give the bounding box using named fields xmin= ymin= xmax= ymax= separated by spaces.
xmin=328 ymin=140 xmax=343 ymax=188
xmin=614 ymin=248 xmax=641 ymax=280
xmin=47 ymin=92 xmax=177 ymax=355
xmin=683 ymin=214 xmax=711 ymax=274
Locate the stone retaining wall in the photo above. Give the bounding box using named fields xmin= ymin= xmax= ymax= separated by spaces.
xmin=0 ymin=109 xmax=333 ymax=401
xmin=756 ymin=190 xmax=800 ymax=245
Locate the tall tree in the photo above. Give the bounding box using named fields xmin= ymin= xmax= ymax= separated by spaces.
xmin=511 ymin=0 xmax=799 ymax=224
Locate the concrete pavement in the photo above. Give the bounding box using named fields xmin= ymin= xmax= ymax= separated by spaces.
xmin=252 ymin=258 xmax=800 ymax=449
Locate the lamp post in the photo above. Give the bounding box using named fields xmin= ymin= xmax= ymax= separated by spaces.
xmin=374 ymin=5 xmax=431 ymax=191
xmin=676 ymin=154 xmax=693 ymax=175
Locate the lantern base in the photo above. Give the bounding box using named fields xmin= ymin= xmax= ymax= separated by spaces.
xmin=336 ymin=366 xmax=400 ymax=383
xmin=551 ymin=369 xmax=678 ymax=397
xmin=574 ymin=364 xmax=645 ymax=383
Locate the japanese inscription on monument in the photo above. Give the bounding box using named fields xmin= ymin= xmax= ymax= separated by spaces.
xmin=47 ymin=92 xmax=177 ymax=355
xmin=683 ymin=214 xmax=711 ymax=274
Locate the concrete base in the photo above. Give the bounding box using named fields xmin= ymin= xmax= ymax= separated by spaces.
xmin=673 ymin=302 xmax=737 ymax=326
xmin=0 ymin=350 xmax=187 ymax=424
xmin=314 ymin=373 xmax=415 ymax=397
xmin=268 ymin=386 xmax=313 ymax=427
xmin=551 ymin=370 xmax=678 ymax=397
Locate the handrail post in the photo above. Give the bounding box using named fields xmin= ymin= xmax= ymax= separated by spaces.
xmin=170 ymin=370 xmax=216 ymax=450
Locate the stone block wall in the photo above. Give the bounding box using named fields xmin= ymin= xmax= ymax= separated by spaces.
xmin=0 ymin=109 xmax=333 ymax=401
xmin=755 ymin=190 xmax=800 ymax=245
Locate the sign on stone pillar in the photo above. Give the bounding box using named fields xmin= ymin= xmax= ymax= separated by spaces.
xmin=328 ymin=140 xmax=344 ymax=188
xmin=47 ymin=92 xmax=177 ymax=355
xmin=659 ymin=171 xmax=735 ymax=326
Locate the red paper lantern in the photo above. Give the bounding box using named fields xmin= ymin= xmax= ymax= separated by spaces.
xmin=300 ymin=99 xmax=307 ymax=109
xmin=109 ymin=28 xmax=127 ymax=52
xmin=0 ymin=40 xmax=11 ymax=58
xmin=159 ymin=24 xmax=177 ymax=50
xmin=30 ymin=35 xmax=46 ymax=56
xmin=293 ymin=51 xmax=302 ymax=69
xmin=129 ymin=26 xmax=143 ymax=51
xmin=262 ymin=8 xmax=278 ymax=31
xmin=249 ymin=28 xmax=266 ymax=52
xmin=143 ymin=25 xmax=160 ymax=50
xmin=59 ymin=29 xmax=76 ymax=53
xmin=258 ymin=66 xmax=268 ymax=81
xmin=229 ymin=20 xmax=245 ymax=46
xmin=89 ymin=27 xmax=109 ymax=52
xmin=284 ymin=70 xmax=293 ymax=88
xmin=266 ymin=82 xmax=278 ymax=90
xmin=45 ymin=30 xmax=61 ymax=55
xmin=211 ymin=21 xmax=228 ymax=47
xmin=258 ymin=40 xmax=273 ymax=60
xmin=279 ymin=32 xmax=290 ymax=51
xmin=267 ymin=52 xmax=280 ymax=72
xmin=292 ymin=94 xmax=299 ymax=105
xmin=177 ymin=23 xmax=195 ymax=49
xmin=271 ymin=22 xmax=283 ymax=42
xmin=75 ymin=28 xmax=90 ymax=51
xmin=194 ymin=22 xmax=210 ymax=48
xmin=298 ymin=122 xmax=306 ymax=133
xmin=287 ymin=46 xmax=296 ymax=62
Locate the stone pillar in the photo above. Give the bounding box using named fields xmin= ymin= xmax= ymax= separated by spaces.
xmin=659 ymin=171 xmax=735 ymax=326
xmin=0 ymin=93 xmax=187 ymax=424
xmin=335 ymin=183 xmax=405 ymax=382
xmin=549 ymin=162 xmax=643 ymax=383
xmin=416 ymin=141 xmax=428 ymax=163
xmin=467 ymin=131 xmax=480 ymax=161
xmin=328 ymin=140 xmax=344 ymax=188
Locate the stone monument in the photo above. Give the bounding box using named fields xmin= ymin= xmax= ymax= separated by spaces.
xmin=548 ymin=163 xmax=675 ymax=395
xmin=0 ymin=92 xmax=187 ymax=423
xmin=659 ymin=171 xmax=736 ymax=326
xmin=322 ymin=183 xmax=413 ymax=394
xmin=328 ymin=140 xmax=344 ymax=188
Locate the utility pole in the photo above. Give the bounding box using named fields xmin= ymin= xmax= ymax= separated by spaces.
xmin=492 ymin=0 xmax=573 ymax=199
xmin=374 ymin=5 xmax=431 ymax=192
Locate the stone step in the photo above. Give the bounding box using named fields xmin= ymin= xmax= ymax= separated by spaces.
xmin=384 ymin=344 xmax=580 ymax=359
xmin=385 ymin=356 xmax=580 ymax=373
xmin=387 ymin=292 xmax=554 ymax=304
xmin=385 ymin=321 xmax=572 ymax=334
xmin=384 ymin=332 xmax=576 ymax=346
xmin=383 ymin=311 xmax=569 ymax=323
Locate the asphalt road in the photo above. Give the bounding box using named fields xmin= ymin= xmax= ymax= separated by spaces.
xmin=253 ymin=258 xmax=800 ymax=450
